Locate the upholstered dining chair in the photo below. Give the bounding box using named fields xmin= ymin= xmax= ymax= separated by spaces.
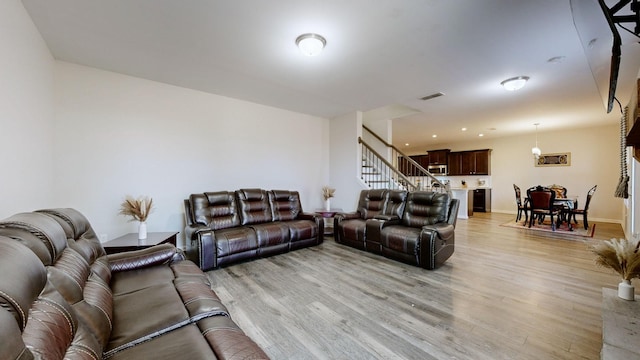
xmin=513 ymin=184 xmax=528 ymax=223
xmin=527 ymin=185 xmax=560 ymax=231
xmin=571 ymin=185 xmax=597 ymax=230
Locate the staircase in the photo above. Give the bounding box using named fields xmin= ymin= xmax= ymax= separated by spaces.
xmin=359 ymin=126 xmax=449 ymax=194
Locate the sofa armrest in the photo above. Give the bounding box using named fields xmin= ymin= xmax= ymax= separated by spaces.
xmin=186 ymin=230 xmax=218 ymax=271
xmin=373 ymin=214 xmax=400 ymax=222
xmin=107 ymin=243 xmax=183 ymax=272
xmin=334 ymin=212 xmax=360 ymax=222
xmin=422 ymin=222 xmax=455 ymax=242
xmin=419 ymin=222 xmax=455 ymax=269
xmin=185 ymin=224 xmax=209 ymax=241
xmin=299 ymin=212 xmax=325 ymax=239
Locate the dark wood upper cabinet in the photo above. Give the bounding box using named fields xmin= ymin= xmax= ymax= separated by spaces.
xmin=447 ymin=152 xmax=463 ymax=175
xmin=426 ymin=149 xmax=450 ymax=165
xmin=448 ymin=149 xmax=491 ymax=175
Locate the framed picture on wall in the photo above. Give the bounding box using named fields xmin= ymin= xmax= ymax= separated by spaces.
xmin=535 ymin=152 xmax=571 ymax=167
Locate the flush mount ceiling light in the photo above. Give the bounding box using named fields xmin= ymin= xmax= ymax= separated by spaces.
xmin=295 ymin=33 xmax=326 ymax=56
xmin=501 ymin=76 xmax=530 ymax=91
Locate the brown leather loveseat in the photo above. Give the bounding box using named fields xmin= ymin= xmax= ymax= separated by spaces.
xmin=184 ymin=188 xmax=323 ymax=271
xmin=334 ymin=189 xmax=459 ymax=269
xmin=0 ymin=208 xmax=268 ymax=359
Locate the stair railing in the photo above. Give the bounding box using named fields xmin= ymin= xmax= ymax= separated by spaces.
xmin=360 ymin=138 xmax=415 ymax=191
xmin=361 ymin=125 xmax=449 ymax=194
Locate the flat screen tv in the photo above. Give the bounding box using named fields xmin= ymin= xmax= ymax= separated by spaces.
xmin=570 ymin=0 xmax=640 ymax=113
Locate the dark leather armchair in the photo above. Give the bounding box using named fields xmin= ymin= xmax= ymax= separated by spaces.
xmin=374 ymin=191 xmax=459 ymax=269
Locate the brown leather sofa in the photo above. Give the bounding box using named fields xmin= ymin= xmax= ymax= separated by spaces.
xmin=0 ymin=208 xmax=268 ymax=359
xmin=184 ymin=188 xmax=323 ymax=271
xmin=334 ymin=190 xmax=459 ymax=269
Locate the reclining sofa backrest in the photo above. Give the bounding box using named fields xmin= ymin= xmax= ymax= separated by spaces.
xmin=384 ymin=190 xmax=408 ymax=218
xmin=236 ymin=188 xmax=273 ymax=225
xmin=0 ymin=212 xmax=114 ymax=358
xmin=189 ymin=191 xmax=241 ymax=230
xmin=187 ymin=188 xmax=309 ymax=230
xmin=357 ymin=189 xmax=389 ymax=219
xmin=402 ymin=191 xmax=450 ymax=228
xmin=269 ymin=190 xmax=303 ymax=221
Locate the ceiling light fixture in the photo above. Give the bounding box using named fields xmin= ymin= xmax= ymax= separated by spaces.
xmin=532 ymin=123 xmax=542 ymax=159
xmin=295 ymin=33 xmax=326 ymax=56
xmin=501 ymin=76 xmax=530 ymax=91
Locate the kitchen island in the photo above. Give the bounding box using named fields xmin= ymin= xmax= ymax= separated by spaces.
xmin=450 ymin=188 xmax=473 ymax=219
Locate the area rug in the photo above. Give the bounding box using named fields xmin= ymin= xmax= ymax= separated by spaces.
xmin=501 ymin=218 xmax=596 ymax=238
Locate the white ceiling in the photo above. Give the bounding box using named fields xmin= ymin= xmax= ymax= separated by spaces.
xmin=22 ymin=0 xmax=639 ymax=151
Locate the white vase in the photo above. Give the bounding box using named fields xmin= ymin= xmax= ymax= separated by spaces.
xmin=138 ymin=221 xmax=147 ymax=240
xmin=325 ymin=199 xmax=331 ymax=211
xmin=618 ymin=279 xmax=635 ymax=300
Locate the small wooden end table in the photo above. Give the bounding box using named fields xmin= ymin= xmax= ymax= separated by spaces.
xmin=103 ymin=231 xmax=178 ymax=254
xmin=315 ymin=209 xmax=342 ymax=236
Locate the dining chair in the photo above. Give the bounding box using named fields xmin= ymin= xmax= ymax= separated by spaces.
xmin=527 ymin=185 xmax=560 ymax=230
xmin=571 ymin=185 xmax=597 ymax=230
xmin=513 ymin=184 xmax=528 ymax=223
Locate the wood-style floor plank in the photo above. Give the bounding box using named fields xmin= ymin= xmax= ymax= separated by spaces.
xmin=208 ymin=212 xmax=625 ymax=359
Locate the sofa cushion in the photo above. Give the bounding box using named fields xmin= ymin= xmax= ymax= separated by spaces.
xmin=214 ymin=226 xmax=259 ymax=258
xmin=250 ymin=222 xmax=291 ymax=248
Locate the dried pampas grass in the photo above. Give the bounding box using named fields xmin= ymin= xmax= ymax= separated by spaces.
xmin=590 ymin=238 xmax=640 ymax=280
xmin=119 ymin=195 xmax=154 ymax=222
xmin=322 ymin=186 xmax=335 ymax=200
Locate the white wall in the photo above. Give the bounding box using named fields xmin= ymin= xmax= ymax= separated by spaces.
xmin=54 ymin=62 xmax=329 ymax=245
xmin=329 ymin=111 xmax=366 ymax=211
xmin=409 ymin=124 xmax=621 ymax=222
xmin=0 ymin=0 xmax=55 ymax=218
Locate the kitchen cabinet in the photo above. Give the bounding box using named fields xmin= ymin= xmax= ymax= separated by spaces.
xmin=448 ymin=149 xmax=491 ymax=175
xmin=426 ymin=149 xmax=450 ymax=165
xmin=447 ymin=152 xmax=463 ymax=175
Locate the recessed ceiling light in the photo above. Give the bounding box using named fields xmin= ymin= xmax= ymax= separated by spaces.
xmin=432 ymin=134 xmax=437 ymax=138
xmin=405 ymin=143 xmax=410 ymax=146
xmin=461 ymin=127 xmax=467 ymax=131
xmin=478 ymin=133 xmax=484 ymax=137
xmin=295 ymin=33 xmax=326 ymax=56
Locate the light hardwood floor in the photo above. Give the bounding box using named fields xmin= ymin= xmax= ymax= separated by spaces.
xmin=207 ymin=212 xmax=625 ymax=359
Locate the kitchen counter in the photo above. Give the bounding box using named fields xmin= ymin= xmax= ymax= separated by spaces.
xmin=450 ymin=188 xmax=473 ymax=219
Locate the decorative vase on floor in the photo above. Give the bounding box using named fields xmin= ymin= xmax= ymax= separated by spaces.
xmin=138 ymin=221 xmax=147 ymax=240
xmin=618 ymin=279 xmax=635 ymax=300
xmin=325 ymin=199 xmax=331 ymax=211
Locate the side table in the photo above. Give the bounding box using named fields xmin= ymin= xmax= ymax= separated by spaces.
xmin=103 ymin=231 xmax=179 ymax=254
xmin=315 ymin=209 xmax=342 ymax=236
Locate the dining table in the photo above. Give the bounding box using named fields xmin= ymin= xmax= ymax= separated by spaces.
xmin=553 ymin=196 xmax=578 ymax=231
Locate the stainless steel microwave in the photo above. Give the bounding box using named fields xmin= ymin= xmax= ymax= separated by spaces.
xmin=427 ymin=164 xmax=448 ymax=175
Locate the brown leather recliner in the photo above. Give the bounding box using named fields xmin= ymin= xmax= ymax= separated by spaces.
xmin=376 ymin=191 xmax=458 ymax=269
xmin=335 ymin=190 xmax=459 ymax=270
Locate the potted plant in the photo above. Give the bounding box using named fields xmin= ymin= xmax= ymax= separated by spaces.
xmin=119 ymin=195 xmax=154 ymax=240
xmin=590 ymin=237 xmax=640 ymax=300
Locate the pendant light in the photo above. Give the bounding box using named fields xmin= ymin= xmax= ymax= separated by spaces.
xmin=532 ymin=123 xmax=542 ymax=159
